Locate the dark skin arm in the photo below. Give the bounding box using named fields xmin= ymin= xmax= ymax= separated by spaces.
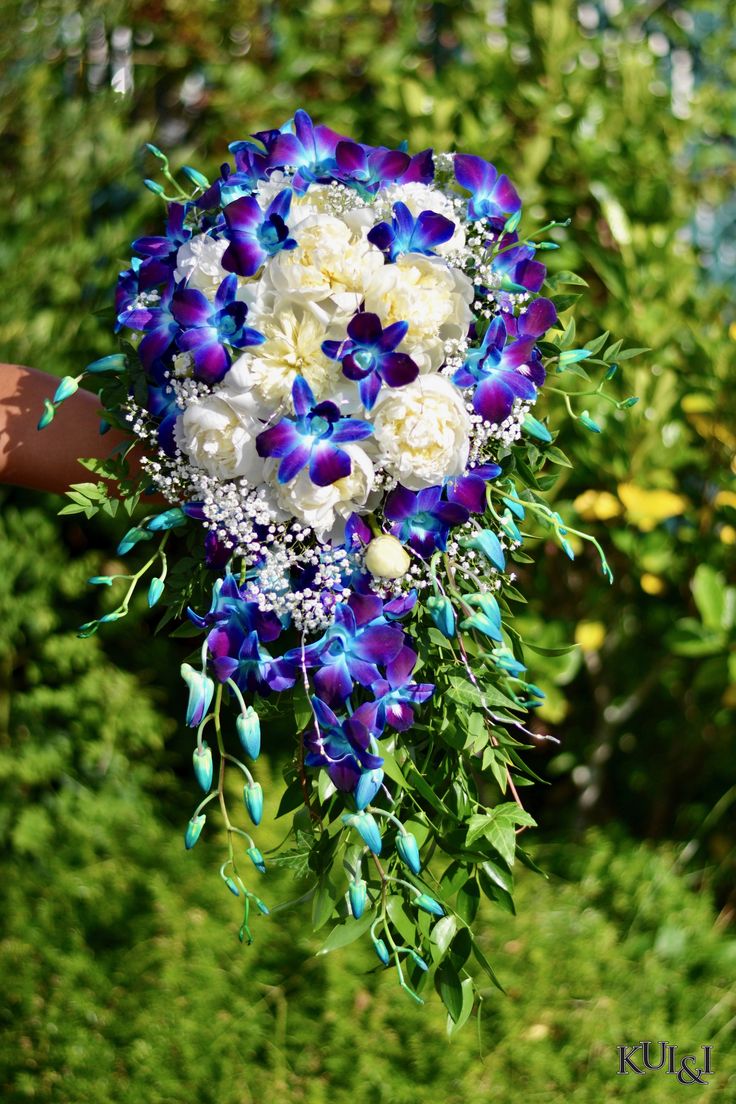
xmin=0 ymin=364 xmax=144 ymax=494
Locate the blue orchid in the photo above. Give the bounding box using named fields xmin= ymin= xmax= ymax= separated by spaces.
xmin=132 ymin=202 xmax=192 ymax=265
xmin=384 ymin=484 xmax=469 ymax=558
xmin=454 ymin=153 xmax=521 ymax=225
xmin=209 ymin=628 xmax=296 ymax=697
xmin=256 ymin=375 xmax=373 ymax=487
xmin=322 ymin=312 xmax=419 ymax=411
xmin=453 ymin=298 xmax=556 ymax=424
xmin=445 ymin=463 xmax=502 ymax=514
xmin=171 ymin=273 xmax=265 ymax=384
xmin=490 ymin=233 xmax=546 ymax=295
xmin=222 ymin=189 xmax=297 ymax=277
xmin=118 ymin=279 xmax=180 ymax=370
xmin=287 ymin=598 xmax=405 ymax=705
xmin=367 ymin=201 xmax=455 ymax=261
xmin=334 ymin=141 xmax=410 ymax=194
xmin=363 ymin=645 xmax=435 ymax=733
xmin=253 ymin=109 xmax=345 ymax=193
xmin=303 ymin=698 xmax=384 ymax=794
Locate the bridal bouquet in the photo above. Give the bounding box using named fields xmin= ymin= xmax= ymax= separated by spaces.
xmin=41 ymin=111 xmax=636 ymax=1024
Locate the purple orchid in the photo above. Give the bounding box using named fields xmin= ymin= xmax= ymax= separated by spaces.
xmin=445 ymin=462 xmax=502 ymax=513
xmin=221 ymin=189 xmax=297 ymax=277
xmin=367 ymin=202 xmax=455 ymax=262
xmin=132 ymin=202 xmax=192 ymax=266
xmin=490 ymin=234 xmax=546 ymax=295
xmin=304 ymin=698 xmax=384 ymax=794
xmin=384 ymin=484 xmax=470 ymax=557
xmin=118 ymin=279 xmax=180 ymax=370
xmin=209 ymin=628 xmax=296 ymax=696
xmin=334 ymin=141 xmax=410 ymax=194
xmin=253 ymin=109 xmax=345 ymax=193
xmin=396 ymin=148 xmax=435 ymax=185
xmin=256 ymin=375 xmax=373 ymax=487
xmin=454 ymin=154 xmax=521 ymax=226
xmin=188 ymin=570 xmax=284 ymax=643
xmin=453 ymin=298 xmax=557 ymax=424
xmin=171 ymin=273 xmax=265 ymax=384
xmin=363 ymin=646 xmax=435 ymax=732
xmin=287 ymin=599 xmax=405 ymax=705
xmin=322 ymin=312 xmax=418 ymax=411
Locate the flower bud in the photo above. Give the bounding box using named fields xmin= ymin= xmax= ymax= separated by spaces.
xmin=494 ymin=650 xmax=526 ymax=677
xmin=427 ymin=595 xmax=456 ymax=638
xmin=244 ymin=781 xmax=263 ymax=826
xmin=364 ymin=535 xmax=411 ymax=580
xmin=355 ymin=767 xmax=383 ymax=811
xmin=147 ymin=577 xmax=164 ymax=607
xmin=224 ymin=876 xmax=240 ymax=897
xmin=579 ymin=410 xmax=602 ymax=433
xmin=147 ymin=508 xmax=186 ymax=531
xmin=145 ymin=142 xmax=165 ymax=159
xmin=37 ymin=400 xmax=55 ymax=430
xmin=192 ymin=742 xmax=213 ymax=792
xmin=396 ymin=832 xmax=421 ymax=875
xmin=247 ymin=846 xmax=266 ymax=873
xmin=181 ymin=663 xmax=214 ymax=728
xmin=85 ymin=354 xmax=127 ymax=374
xmin=499 ymin=274 xmax=527 ymax=294
xmin=117 ymin=526 xmax=153 ymax=555
xmin=372 ymin=937 xmax=390 ymax=966
xmin=88 ymin=576 xmax=114 ymax=586
xmin=523 ymin=413 xmax=553 ymax=443
xmin=504 ymin=209 xmax=522 ymax=233
xmin=349 ymin=878 xmax=367 ymax=919
xmin=462 ymin=529 xmax=505 ymax=571
xmin=558 ymin=349 xmax=592 ymax=367
xmin=181 ymin=165 xmax=210 ymax=189
xmin=236 ymin=706 xmax=261 ymax=759
xmin=409 ymin=950 xmax=429 ymax=971
xmin=53 ymin=376 xmax=79 ymax=404
xmin=621 ymin=396 xmax=639 ymax=408
xmin=499 ymin=513 xmax=522 ymax=544
xmin=99 ymin=610 xmax=125 ymax=623
xmin=415 ymin=893 xmax=444 ymax=917
xmin=184 ymin=813 xmax=206 ymax=850
xmin=144 ymin=178 xmax=165 ymax=196
xmin=254 ymin=897 xmax=270 ymax=915
xmin=342 ymin=811 xmax=382 ymax=855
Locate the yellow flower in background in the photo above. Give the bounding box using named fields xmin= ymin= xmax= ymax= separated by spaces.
xmin=641 ymin=573 xmax=666 ymax=595
xmin=573 ymin=489 xmax=623 ymax=521
xmin=575 ymin=620 xmax=606 ymax=651
xmin=617 ymin=483 xmax=688 ymax=532
xmin=714 ymin=490 xmax=736 ymax=510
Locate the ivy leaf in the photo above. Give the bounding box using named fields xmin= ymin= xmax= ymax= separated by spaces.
xmin=465 ymin=804 xmax=536 ymax=865
xmin=317 ymin=911 xmax=374 ymax=955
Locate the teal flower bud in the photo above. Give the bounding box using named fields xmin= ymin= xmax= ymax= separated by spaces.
xmin=181 ymin=662 xmax=214 ymax=727
xmin=184 ymin=813 xmax=206 ymax=849
xmin=192 ymin=742 xmax=213 ymax=792
xmin=415 ymin=893 xmax=444 ymax=917
xmin=144 ymin=178 xmax=165 ymax=196
xmin=236 ymin=706 xmax=261 ymax=759
xmin=579 ymin=410 xmax=602 ymax=433
xmin=558 ymin=349 xmax=593 ymax=367
xmin=99 ymin=610 xmax=125 ymax=623
xmin=604 ymin=362 xmax=619 ymax=380
xmin=349 ymin=877 xmax=368 ymax=919
xmin=409 ymin=950 xmax=429 ymax=971
xmin=499 ymin=513 xmax=522 ymax=543
xmin=536 ymin=241 xmax=560 ymax=250
xmin=99 ymin=419 xmax=111 ymax=435
xmin=181 ymin=165 xmax=210 ymax=189
xmin=495 ymin=650 xmax=526 ymax=677
xmin=396 ymin=832 xmax=421 ymax=875
xmin=88 ymin=576 xmax=114 ymax=586
xmin=561 ymin=538 xmax=575 ymax=560
xmin=504 ymin=209 xmax=522 ymax=233
xmin=247 ymin=846 xmax=266 ymax=873
xmin=244 ymin=781 xmax=263 ymax=826
xmin=53 ymin=376 xmax=79 ymax=404
xmin=621 ymin=396 xmax=639 ymax=408
xmin=145 ymin=142 xmax=165 ymax=159
xmin=85 ymin=353 xmax=127 ymax=374
xmin=500 ymin=274 xmax=527 ymax=294
xmin=254 ymin=897 xmax=270 ymax=915
xmin=147 ymin=508 xmax=186 ymax=531
xmin=117 ymin=526 xmax=153 ymax=555
xmin=342 ymin=811 xmax=382 ymax=855
xmin=372 ymin=937 xmax=390 ymax=966
xmin=427 ymin=594 xmax=456 ymax=638
xmin=501 ymin=493 xmax=525 ymax=520
xmin=147 ymin=577 xmax=164 ymax=607
xmin=523 ymin=413 xmax=553 ymax=443
xmin=355 ymin=767 xmax=383 ymax=811
xmin=224 ymin=876 xmax=240 ymax=897
xmin=526 ymin=682 xmax=545 ymax=700
xmin=462 ymin=529 xmax=505 ymax=571
xmin=77 ymin=621 xmax=99 ymax=638
xmin=37 ymin=399 xmax=55 ymax=430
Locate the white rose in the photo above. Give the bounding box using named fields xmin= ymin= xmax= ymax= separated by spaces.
xmin=364 ymin=535 xmax=412 ymax=579
xmin=372 ymin=374 xmax=470 ymax=490
xmin=362 ymin=253 xmax=473 ymax=371
xmin=174 ymin=392 xmax=263 ymax=482
xmin=273 ymin=444 xmax=375 ymax=537
xmin=375 ymin=182 xmax=466 ymax=255
xmin=174 ymin=235 xmax=229 ymax=298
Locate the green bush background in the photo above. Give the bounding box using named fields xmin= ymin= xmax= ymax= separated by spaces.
xmin=1 ymin=1 xmax=734 ymax=1099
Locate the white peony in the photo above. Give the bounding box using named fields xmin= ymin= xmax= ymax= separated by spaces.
xmin=362 ymin=252 xmax=473 ymax=371
xmin=174 ymin=234 xmax=229 ymax=298
xmin=224 ymin=300 xmax=359 ymax=414
xmin=375 ymin=182 xmax=466 ymax=255
xmin=264 ymin=213 xmax=385 ymax=324
xmin=273 ymin=444 xmax=375 ymax=537
xmin=372 ymin=373 xmax=470 ymax=490
xmin=175 ymin=392 xmax=263 ymax=482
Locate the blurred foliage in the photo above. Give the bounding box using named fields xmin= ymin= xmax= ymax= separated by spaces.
xmin=1 ymin=0 xmax=735 ymax=1093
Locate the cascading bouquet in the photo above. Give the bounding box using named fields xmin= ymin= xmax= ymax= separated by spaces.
xmin=41 ymin=111 xmax=637 ymax=1025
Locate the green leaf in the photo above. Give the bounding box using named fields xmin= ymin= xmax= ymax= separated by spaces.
xmin=446 ymin=978 xmax=475 ymax=1036
xmin=544 ymin=446 xmax=573 ymax=468
xmin=691 ymin=564 xmax=726 ymax=631
xmin=317 ymin=911 xmax=374 ymax=955
xmin=584 ymin=331 xmax=610 ymax=355
xmin=471 ymin=938 xmax=505 ymax=993
xmin=465 ymin=804 xmax=536 ymax=865
xmin=275 ymin=777 xmax=304 ymax=819
xmin=387 ymin=896 xmax=417 ymax=945
xmin=616 ymin=346 xmax=650 ymax=360
xmin=430 ymin=915 xmax=458 ymax=959
xmin=456 ymin=878 xmax=480 ymax=924
xmin=312 ymin=875 xmax=340 ymax=931
xmin=523 ymin=641 xmax=578 ymax=657
xmin=435 ymin=961 xmax=464 ymax=1022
